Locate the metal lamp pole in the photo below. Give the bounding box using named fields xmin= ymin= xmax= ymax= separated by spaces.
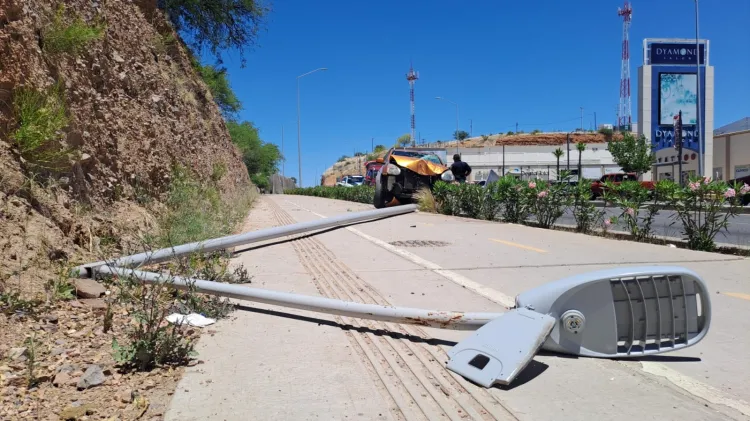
xmin=296 ymin=67 xmax=328 ymax=187
xmin=567 ymin=132 xmax=571 ymax=172
xmin=694 ymin=0 xmax=703 ymax=177
xmin=436 ymin=97 xmax=459 ymax=154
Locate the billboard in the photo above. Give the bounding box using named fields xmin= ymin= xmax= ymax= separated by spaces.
xmin=649 ymin=43 xmax=705 ymax=65
xmin=659 ymin=73 xmax=698 ymax=125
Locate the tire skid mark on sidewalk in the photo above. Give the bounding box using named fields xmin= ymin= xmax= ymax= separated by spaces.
xmin=306 ymin=240 xmax=517 ymax=421
xmin=266 ymin=199 xmax=517 ymax=421
xmin=302 ymin=239 xmax=505 ymax=421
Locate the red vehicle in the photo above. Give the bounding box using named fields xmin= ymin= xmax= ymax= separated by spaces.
xmin=364 ymin=159 xmax=384 ymax=186
xmin=591 ymin=172 xmax=655 ymax=199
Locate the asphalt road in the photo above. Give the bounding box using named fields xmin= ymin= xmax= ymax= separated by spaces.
xmin=165 ymin=195 xmax=750 ymax=420
xmin=556 ymin=208 xmax=750 ymax=247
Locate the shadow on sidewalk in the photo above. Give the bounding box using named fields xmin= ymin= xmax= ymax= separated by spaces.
xmin=235 ymin=304 xmax=458 ymax=347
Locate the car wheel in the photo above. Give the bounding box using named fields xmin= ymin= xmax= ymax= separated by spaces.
xmin=373 ymin=176 xmax=391 ymax=208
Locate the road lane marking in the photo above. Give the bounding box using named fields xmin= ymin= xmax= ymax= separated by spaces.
xmin=490 ymin=238 xmax=547 ymax=253
xmin=723 ymin=292 xmax=750 ymax=301
xmin=283 ymin=198 xmax=750 ymax=415
xmin=639 ymin=361 xmax=750 ymax=417
xmin=284 ymin=200 xmax=516 ymax=308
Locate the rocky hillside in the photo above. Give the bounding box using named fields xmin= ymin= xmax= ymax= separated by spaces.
xmin=0 ymin=0 xmax=251 ymax=292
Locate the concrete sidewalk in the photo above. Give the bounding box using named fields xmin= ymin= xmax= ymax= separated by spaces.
xmin=166 ymin=195 xmax=750 ymax=420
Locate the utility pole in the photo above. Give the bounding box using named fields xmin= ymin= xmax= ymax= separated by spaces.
xmin=580 ymin=107 xmax=584 ymax=131
xmin=502 ymin=143 xmax=505 ymax=176
xmin=281 ymin=126 xmax=285 ymax=177
xmin=470 ymin=119 xmax=473 ymax=137
xmin=515 ymin=122 xmax=518 ymax=134
xmin=296 ymin=67 xmax=328 ymax=187
xmin=371 ymin=137 xmax=374 ymax=153
xmin=675 ymin=111 xmax=684 ymax=185
xmin=566 ymin=132 xmax=571 ymax=172
xmin=594 ymin=112 xmax=597 ymax=130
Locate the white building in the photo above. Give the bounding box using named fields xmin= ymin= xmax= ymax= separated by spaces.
xmin=454 ymin=142 xmax=621 ymax=182
xmin=713 ymin=117 xmax=750 ymax=181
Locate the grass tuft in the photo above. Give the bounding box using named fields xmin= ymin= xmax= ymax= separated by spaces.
xmin=43 ymin=6 xmax=105 ymax=54
xmin=159 ymin=164 xmax=256 ymax=246
xmin=10 ymin=83 xmax=71 ymax=171
xmin=414 ymin=188 xmax=437 ymax=213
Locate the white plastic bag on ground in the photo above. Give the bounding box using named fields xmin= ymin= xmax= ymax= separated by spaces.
xmin=166 ymin=313 xmax=217 ymax=327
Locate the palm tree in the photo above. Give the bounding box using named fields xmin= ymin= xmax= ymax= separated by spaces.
xmin=576 ymin=142 xmax=586 ymax=180
xmin=553 ymin=148 xmax=564 ymax=181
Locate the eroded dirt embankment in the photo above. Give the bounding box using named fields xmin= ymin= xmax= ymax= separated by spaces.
xmin=0 ymin=0 xmax=250 ymax=293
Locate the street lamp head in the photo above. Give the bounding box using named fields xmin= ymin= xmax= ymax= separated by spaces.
xmin=435 ymin=96 xmax=442 ymax=100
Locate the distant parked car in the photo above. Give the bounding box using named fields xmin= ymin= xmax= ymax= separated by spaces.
xmin=364 ymin=159 xmax=384 ymax=186
xmin=336 ymin=175 xmax=365 ymax=187
xmin=591 ymin=172 xmax=655 ymax=199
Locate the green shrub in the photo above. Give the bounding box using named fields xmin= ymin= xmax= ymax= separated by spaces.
xmin=226 ymin=121 xmax=282 ymax=183
xmin=493 ymin=176 xmax=528 ymax=223
xmin=572 ymin=179 xmax=604 ymax=233
xmin=10 ymin=83 xmax=71 ymax=171
xmin=43 ymin=6 xmax=105 ymax=54
xmin=110 ymin=274 xmax=195 ymax=371
xmin=432 ymin=181 xmax=459 ymax=215
xmin=598 ymin=127 xmax=614 ymax=141
xmin=523 ymin=179 xmax=572 ymax=228
xmin=667 ymin=177 xmax=749 ymax=251
xmin=285 ymin=185 xmax=374 ymax=204
xmin=602 ymin=180 xmax=661 ymax=241
xmin=160 ymin=165 xmax=255 ymax=246
xmin=195 ymin=63 xmax=242 ymax=118
xmin=159 ymin=0 xmax=270 ymax=65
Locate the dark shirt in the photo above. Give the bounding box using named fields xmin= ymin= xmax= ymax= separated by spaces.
xmin=450 ymin=161 xmax=472 ymax=182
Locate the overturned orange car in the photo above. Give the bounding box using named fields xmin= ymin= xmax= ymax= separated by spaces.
xmin=373 ymin=147 xmax=455 ymax=208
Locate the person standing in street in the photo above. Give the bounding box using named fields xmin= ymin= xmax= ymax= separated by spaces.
xmin=450 ymin=153 xmax=472 ymax=183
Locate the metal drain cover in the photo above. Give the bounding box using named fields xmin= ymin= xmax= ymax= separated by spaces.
xmin=389 ymin=240 xmax=450 ymax=247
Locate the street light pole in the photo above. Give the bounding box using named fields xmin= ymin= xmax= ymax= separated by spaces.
xmin=296 ymin=67 xmax=328 ymax=187
xmin=281 ymin=126 xmax=285 ymax=177
xmin=580 ymin=107 xmax=583 ymax=131
xmin=436 ymin=97 xmax=459 ymax=154
xmin=567 ymin=132 xmax=571 ymax=172
xmin=695 ymin=0 xmax=703 ymax=177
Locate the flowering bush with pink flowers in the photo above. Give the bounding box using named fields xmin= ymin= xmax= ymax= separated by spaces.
xmin=403 ymin=174 xmax=750 ymax=253
xmin=601 ymin=180 xmax=673 ymax=242
xmin=522 ymin=179 xmax=572 ymax=228
xmin=667 ymin=176 xmax=749 ymax=251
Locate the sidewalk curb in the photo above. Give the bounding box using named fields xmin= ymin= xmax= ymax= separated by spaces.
xmin=590 ymin=201 xmax=750 ymax=214
xmin=553 ymin=222 xmax=750 ymax=256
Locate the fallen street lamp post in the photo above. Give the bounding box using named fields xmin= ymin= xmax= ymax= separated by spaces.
xmin=94 ymin=266 xmax=501 ymax=330
xmin=73 ymin=204 xmax=418 ymax=278
xmin=93 ymin=263 xmax=711 ymax=388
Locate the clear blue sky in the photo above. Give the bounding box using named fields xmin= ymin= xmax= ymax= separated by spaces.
xmin=213 ymin=0 xmax=750 ymax=187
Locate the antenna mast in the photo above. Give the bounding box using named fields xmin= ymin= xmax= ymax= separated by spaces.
xmin=617 ymin=1 xmax=633 ymax=132
xmin=406 ymin=64 xmax=419 ymax=146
